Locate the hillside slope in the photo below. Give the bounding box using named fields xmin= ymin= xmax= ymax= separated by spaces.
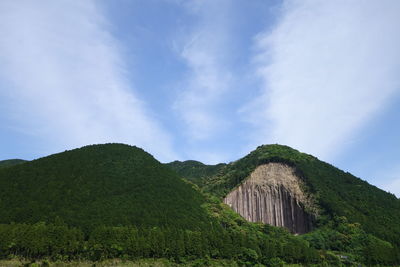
xmin=166 ymin=160 xmax=226 ymax=186
xmin=184 ymin=145 xmax=400 ymax=247
xmin=0 ymin=144 xmax=210 ymax=231
xmin=0 ymin=159 xmax=26 ymax=168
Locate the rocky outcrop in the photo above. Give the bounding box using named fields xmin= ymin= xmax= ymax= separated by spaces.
xmin=224 ymin=163 xmax=314 ymax=234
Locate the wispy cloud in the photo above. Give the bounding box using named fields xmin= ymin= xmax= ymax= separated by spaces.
xmin=174 ymin=0 xmax=233 ymax=140
xmin=248 ymin=0 xmax=400 ymax=160
xmin=0 ymin=0 xmax=176 ymax=161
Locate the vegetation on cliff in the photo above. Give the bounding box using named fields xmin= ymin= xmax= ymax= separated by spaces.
xmin=195 ymin=145 xmax=400 ymax=246
xmin=170 ymin=144 xmax=400 ymax=265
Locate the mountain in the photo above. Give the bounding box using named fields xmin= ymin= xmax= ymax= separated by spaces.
xmin=200 ymin=145 xmax=400 ymax=245
xmin=0 ymin=159 xmax=26 ymax=168
xmin=169 ymin=144 xmax=400 ymax=263
xmin=166 ymin=160 xmax=226 ymax=186
xmin=0 ymin=143 xmax=323 ymax=265
xmin=0 ymin=144 xmax=211 ymax=231
xmin=0 ymin=143 xmax=399 ymax=265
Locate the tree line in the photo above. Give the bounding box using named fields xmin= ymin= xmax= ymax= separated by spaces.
xmin=0 ymin=222 xmax=321 ymax=266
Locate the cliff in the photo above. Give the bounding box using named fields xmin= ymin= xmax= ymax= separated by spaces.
xmin=223 ymin=163 xmax=314 ymax=234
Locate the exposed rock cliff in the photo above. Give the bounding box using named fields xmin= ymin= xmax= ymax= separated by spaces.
xmin=223 ymin=163 xmax=314 ymax=234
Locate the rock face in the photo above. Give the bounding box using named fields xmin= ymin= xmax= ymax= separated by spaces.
xmin=224 ymin=163 xmax=313 ymax=234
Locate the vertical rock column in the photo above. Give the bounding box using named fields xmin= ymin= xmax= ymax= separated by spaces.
xmin=224 ymin=163 xmax=313 ymax=234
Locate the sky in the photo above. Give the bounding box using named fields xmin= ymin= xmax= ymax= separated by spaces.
xmin=0 ymin=0 xmax=399 ymax=197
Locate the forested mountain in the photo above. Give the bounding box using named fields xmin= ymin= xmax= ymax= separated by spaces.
xmin=166 ymin=160 xmax=226 ymax=186
xmin=0 ymin=143 xmax=399 ymax=266
xmin=201 ymin=145 xmax=400 ymax=244
xmin=0 ymin=159 xmax=26 ymax=168
xmin=0 ymin=144 xmax=320 ymax=265
xmin=0 ymin=144 xmax=210 ymax=231
xmin=169 ymin=144 xmax=400 ymax=264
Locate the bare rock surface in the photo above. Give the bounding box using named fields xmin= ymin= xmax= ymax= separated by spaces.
xmin=224 ymin=163 xmax=314 ymax=234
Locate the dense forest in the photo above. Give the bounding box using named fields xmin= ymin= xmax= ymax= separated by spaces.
xmin=0 ymin=144 xmax=211 ymax=232
xmin=166 ymin=160 xmax=226 ymax=186
xmin=0 ymin=159 xmax=26 ymax=168
xmin=0 ymin=144 xmax=399 ymax=266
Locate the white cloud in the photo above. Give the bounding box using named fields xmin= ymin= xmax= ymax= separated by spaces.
xmin=249 ymin=0 xmax=400 ymax=160
xmin=174 ymin=0 xmax=233 ymax=140
xmin=0 ymin=0 xmax=176 ymax=161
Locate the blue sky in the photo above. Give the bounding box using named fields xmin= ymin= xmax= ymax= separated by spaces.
xmin=1 ymin=0 xmax=399 ymax=196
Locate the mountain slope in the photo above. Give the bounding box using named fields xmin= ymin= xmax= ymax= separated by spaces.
xmin=0 ymin=159 xmax=26 ymax=168
xmin=192 ymin=144 xmax=400 ymax=246
xmin=166 ymin=160 xmax=226 ymax=186
xmin=0 ymin=143 xmax=399 ymax=265
xmin=0 ymin=144 xmax=210 ymax=231
xmin=0 ymin=144 xmax=326 ymax=265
